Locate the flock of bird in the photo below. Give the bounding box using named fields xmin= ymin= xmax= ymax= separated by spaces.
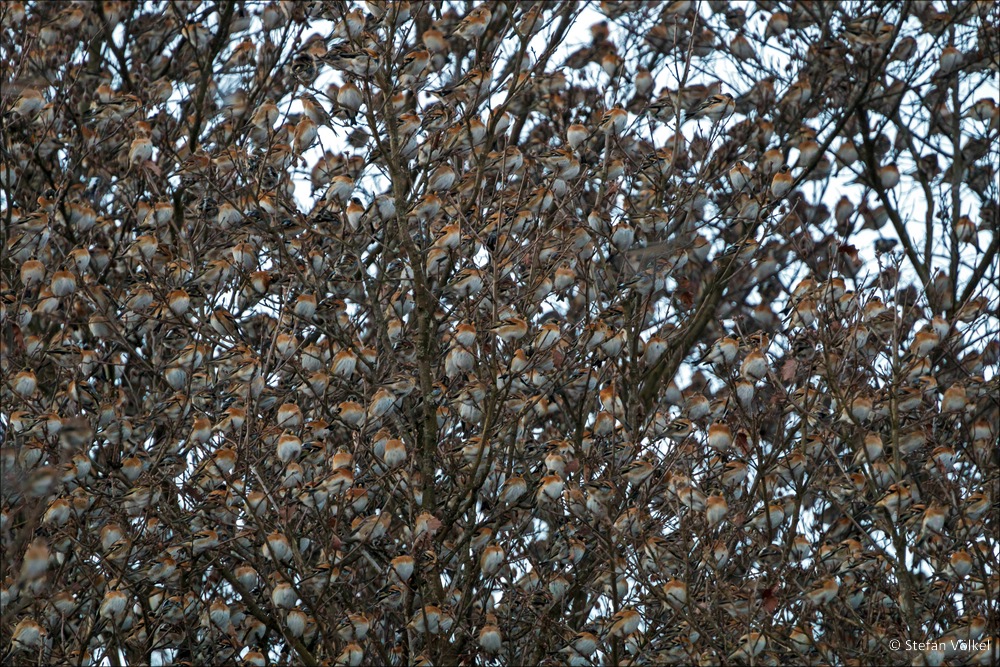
xmin=2 ymin=0 xmax=998 ymax=665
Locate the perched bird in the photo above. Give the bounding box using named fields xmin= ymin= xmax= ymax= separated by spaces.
xmin=433 ymin=66 xmax=492 ymax=101
xmin=877 ymin=163 xmax=900 ymax=189
xmin=598 ymin=107 xmax=628 ymax=135
xmin=843 ymin=15 xmax=894 ymax=47
xmin=728 ymin=161 xmax=751 ymax=190
xmin=128 ymin=135 xmax=154 ymax=166
xmin=804 ymin=576 xmax=839 ymax=606
xmin=770 ymin=165 xmax=794 ymax=197
xmin=490 ymin=317 xmax=528 ymax=343
xmin=705 ymin=492 xmax=729 ymax=527
xmin=606 ymin=607 xmax=641 ymax=637
xmin=685 ymin=93 xmax=735 ymax=122
xmin=10 ymin=618 xmax=47 ymax=652
xmin=728 ymin=632 xmax=766 ymax=662
xmin=559 ymin=630 xmax=599 ymax=663
xmin=479 ymin=617 xmax=503 ymax=654
xmin=765 ymin=12 xmax=789 ymax=40
xmin=453 ymin=5 xmax=492 ymax=40
xmin=740 ymin=349 xmax=769 ymax=382
xmin=9 ymin=87 xmax=45 ymax=117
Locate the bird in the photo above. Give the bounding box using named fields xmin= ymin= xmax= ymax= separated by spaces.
xmin=606 ymin=607 xmax=641 ymax=638
xmin=558 ymin=629 xmax=599 ymax=663
xmin=765 ymin=12 xmax=789 ymax=40
xmin=705 ymin=492 xmax=729 ymax=527
xmin=662 ymin=578 xmax=688 ymax=607
xmin=9 ymin=87 xmax=45 ymax=117
xmin=728 ymin=161 xmax=751 ymax=190
xmin=647 ymin=90 xmax=680 ymax=120
xmin=514 ymin=4 xmax=544 ymax=36
xmin=565 ymin=123 xmax=589 ymax=149
xmin=770 ymin=164 xmax=794 ymax=197
xmin=479 ymin=617 xmax=503 ymax=654
xmin=877 ymin=163 xmax=900 ymax=189
xmin=704 ymin=336 xmax=739 ymax=366
xmin=292 ymin=115 xmax=318 ymax=153
xmin=748 ymin=502 xmax=785 ymax=531
xmin=804 ymin=576 xmax=839 ymax=606
xmin=453 ymin=5 xmax=491 ymax=40
xmin=875 ymin=481 xmax=913 ymax=520
xmin=598 ymin=107 xmax=628 ymax=135
xmin=684 ymin=93 xmax=735 ymax=122
xmin=99 ymin=589 xmax=129 ymax=621
xmin=936 ymin=616 xmax=987 ymax=656
xmin=427 ymin=164 xmax=457 ymax=192
xmin=337 ymin=81 xmax=363 ymax=118
xmin=11 ymin=370 xmax=38 ymax=397
xmin=622 ymin=458 xmax=654 ymax=486
xmin=400 ymin=48 xmax=430 ymax=78
xmin=843 ymin=15 xmax=894 ymax=47
xmin=536 ymin=475 xmax=564 ymax=504
xmin=780 ymin=79 xmax=812 ymax=109
xmin=663 ymin=418 xmax=694 ymax=440
xmin=499 ymin=475 xmax=528 ymax=505
xmin=965 ymin=97 xmax=998 ymax=124
xmin=128 ymin=135 xmax=153 ymax=166
xmin=10 ymin=618 xmax=47 ymax=652
xmin=480 ymin=544 xmax=505 ymax=576
xmin=335 ymin=642 xmax=364 ymax=666
xmin=324 ymin=48 xmax=379 ymax=77
xmin=740 ymin=349 xmax=769 ymax=382
xmin=945 ymin=550 xmax=974 ymax=579
xmin=728 ymin=632 xmax=766 ymax=662
xmin=432 ymin=66 xmax=492 ymax=101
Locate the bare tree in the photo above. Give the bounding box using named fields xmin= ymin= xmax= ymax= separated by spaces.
xmin=2 ymin=1 xmax=998 ymax=665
